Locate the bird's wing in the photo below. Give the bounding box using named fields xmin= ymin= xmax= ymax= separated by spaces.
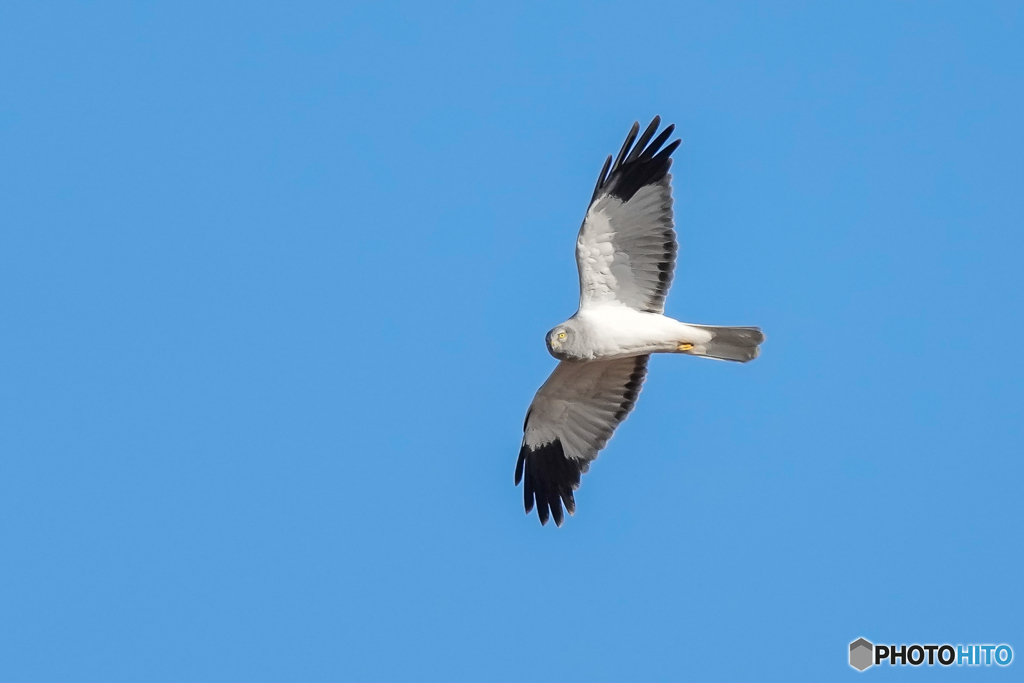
xmin=576 ymin=117 xmax=680 ymax=314
xmin=515 ymin=355 xmax=649 ymax=526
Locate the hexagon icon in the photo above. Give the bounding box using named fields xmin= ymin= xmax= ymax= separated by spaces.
xmin=849 ymin=638 xmax=874 ymax=671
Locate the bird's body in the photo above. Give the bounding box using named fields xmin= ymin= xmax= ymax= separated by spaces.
xmin=516 ymin=117 xmax=764 ymax=526
xmin=551 ymin=305 xmax=713 ymax=361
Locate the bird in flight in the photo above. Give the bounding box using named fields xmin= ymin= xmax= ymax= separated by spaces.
xmin=515 ymin=117 xmax=764 ymax=526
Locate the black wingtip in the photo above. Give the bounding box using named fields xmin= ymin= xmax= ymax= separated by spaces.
xmin=657 ymin=138 xmax=682 ymax=162
xmin=591 ymin=154 xmax=613 ymax=202
xmin=523 ymin=473 xmax=534 ymax=513
xmin=611 ymin=121 xmax=640 ymax=173
xmin=625 ymin=116 xmax=661 ymax=164
xmin=638 ymin=124 xmax=675 ymax=163
xmin=593 ymin=117 xmax=681 ymax=203
xmin=551 ymin=499 xmax=564 ymax=527
xmin=562 ymin=489 xmax=576 ymax=516
xmin=515 ymin=439 xmax=584 ymax=527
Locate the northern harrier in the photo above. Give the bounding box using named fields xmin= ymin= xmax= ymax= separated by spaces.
xmin=516 ymin=117 xmax=764 ymax=526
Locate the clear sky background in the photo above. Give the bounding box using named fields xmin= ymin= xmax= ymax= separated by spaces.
xmin=2 ymin=2 xmax=1022 ymax=680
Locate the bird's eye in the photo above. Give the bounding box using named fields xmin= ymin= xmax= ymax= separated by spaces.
xmin=557 ymin=332 xmax=567 ymax=340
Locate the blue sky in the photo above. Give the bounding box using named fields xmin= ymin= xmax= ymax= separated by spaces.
xmin=2 ymin=1 xmax=1022 ymax=680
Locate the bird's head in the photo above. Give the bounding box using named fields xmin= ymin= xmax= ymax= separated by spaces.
xmin=546 ymin=321 xmax=581 ymax=360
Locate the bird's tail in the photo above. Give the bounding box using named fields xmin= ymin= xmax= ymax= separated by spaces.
xmin=677 ymin=325 xmax=764 ymax=363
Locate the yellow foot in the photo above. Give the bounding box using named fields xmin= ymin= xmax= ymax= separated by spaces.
xmin=676 ymin=342 xmax=694 ymax=352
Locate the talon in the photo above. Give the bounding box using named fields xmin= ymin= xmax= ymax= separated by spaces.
xmin=677 ymin=342 xmax=694 ymax=352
